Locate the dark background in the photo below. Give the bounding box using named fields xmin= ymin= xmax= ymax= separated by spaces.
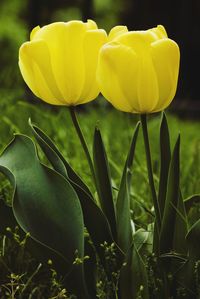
xmin=0 ymin=0 xmax=199 ymax=118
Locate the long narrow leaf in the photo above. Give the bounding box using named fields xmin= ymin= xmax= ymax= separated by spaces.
xmin=119 ymin=244 xmax=149 ymax=299
xmin=160 ymin=135 xmax=180 ymax=254
xmin=172 ymin=190 xmax=188 ymax=254
xmin=158 ymin=112 xmax=171 ymax=217
xmin=29 ymin=120 xmax=91 ymax=195
xmin=93 ymin=127 xmax=117 ymax=240
xmin=116 ymin=122 xmax=140 ymax=253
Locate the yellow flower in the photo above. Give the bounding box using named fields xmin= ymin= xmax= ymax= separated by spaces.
xmin=97 ymin=25 xmax=180 ymax=113
xmin=19 ymin=20 xmax=107 ymax=106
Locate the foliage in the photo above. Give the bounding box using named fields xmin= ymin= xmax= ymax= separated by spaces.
xmin=0 ymin=101 xmax=199 ymax=298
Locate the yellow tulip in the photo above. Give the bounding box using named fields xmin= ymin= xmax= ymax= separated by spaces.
xmin=19 ymin=20 xmax=107 ymax=106
xmin=97 ymin=25 xmax=180 ymax=113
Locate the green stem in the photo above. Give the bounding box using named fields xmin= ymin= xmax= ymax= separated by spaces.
xmin=69 ymin=106 xmax=96 ymax=185
xmin=140 ymin=114 xmax=161 ymax=232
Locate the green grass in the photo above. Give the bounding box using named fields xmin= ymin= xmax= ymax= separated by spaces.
xmin=0 ymin=97 xmax=199 ymax=298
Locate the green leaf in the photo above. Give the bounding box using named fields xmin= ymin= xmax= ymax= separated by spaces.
xmin=116 ymin=122 xmax=140 ymax=253
xmin=68 ymin=180 xmax=117 ymax=269
xmin=172 ymin=191 xmax=188 ymax=255
xmin=158 ymin=112 xmax=171 ymax=217
xmin=0 ymin=200 xmax=68 ymax=279
xmin=184 ymin=194 xmax=200 ymax=213
xmin=29 ymin=121 xmax=116 ymax=271
xmin=119 ymin=244 xmax=149 ymax=299
xmin=29 ymin=120 xmax=68 ymax=178
xmin=93 ymin=127 xmax=117 ymax=240
xmin=29 ymin=120 xmax=91 ymax=195
xmin=0 ymin=135 xmax=89 ymax=298
xmin=160 ymin=135 xmax=180 ymax=254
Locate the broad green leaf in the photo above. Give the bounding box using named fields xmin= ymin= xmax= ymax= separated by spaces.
xmin=0 ymin=200 xmax=68 ymax=278
xmin=116 ymin=122 xmax=140 ymax=253
xmin=25 ymin=235 xmax=72 ymax=278
xmin=119 ymin=244 xmax=149 ymax=299
xmin=29 ymin=121 xmax=116 ymax=270
xmin=160 ymin=135 xmax=180 ymax=254
xmin=158 ymin=112 xmax=171 ymax=217
xmin=93 ymin=127 xmax=117 ymax=240
xmin=0 ymin=135 xmax=89 ymax=298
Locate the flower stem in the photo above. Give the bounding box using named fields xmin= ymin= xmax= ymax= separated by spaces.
xmin=140 ymin=114 xmax=161 ymax=232
xmin=69 ymin=106 xmax=96 ymax=185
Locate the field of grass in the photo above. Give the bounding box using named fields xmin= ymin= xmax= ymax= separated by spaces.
xmin=0 ymin=97 xmax=199 ymax=298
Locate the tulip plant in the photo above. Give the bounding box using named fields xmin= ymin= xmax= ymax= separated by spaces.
xmin=0 ymin=20 xmax=199 ymax=299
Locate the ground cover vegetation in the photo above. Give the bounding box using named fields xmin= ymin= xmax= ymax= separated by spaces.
xmin=0 ymin=99 xmax=199 ymax=298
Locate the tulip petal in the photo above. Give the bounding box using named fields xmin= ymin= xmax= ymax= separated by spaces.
xmin=97 ymin=42 xmax=141 ymax=112
xmin=32 ymin=22 xmax=71 ymax=102
xmin=137 ymin=53 xmax=159 ymax=112
xmin=86 ymin=19 xmax=98 ymax=30
xmin=19 ymin=40 xmax=65 ymax=105
xmin=33 ymin=21 xmax=87 ymax=105
xmin=116 ymin=32 xmax=149 ymax=53
xmin=78 ymin=29 xmax=107 ymax=104
xmin=149 ymin=25 xmax=168 ymax=40
xmin=150 ymin=38 xmax=180 ymax=111
xmin=30 ymin=26 xmax=41 ymax=41
xmin=108 ymin=25 xmax=128 ymax=41
xmin=19 ymin=45 xmax=41 ymax=99
xmin=116 ymin=25 xmax=167 ymax=49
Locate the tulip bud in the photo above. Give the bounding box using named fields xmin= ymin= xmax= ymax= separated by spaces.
xmin=19 ymin=20 xmax=107 ymax=106
xmin=97 ymin=25 xmax=180 ymax=113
